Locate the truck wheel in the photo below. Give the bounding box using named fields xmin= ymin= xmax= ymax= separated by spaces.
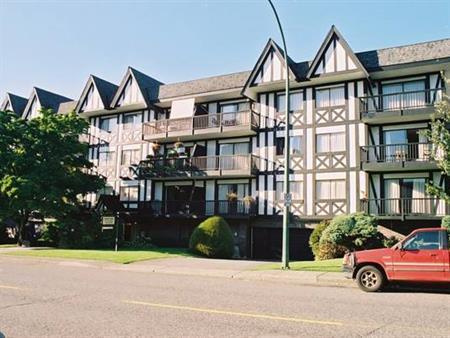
xmin=356 ymin=266 xmax=385 ymax=292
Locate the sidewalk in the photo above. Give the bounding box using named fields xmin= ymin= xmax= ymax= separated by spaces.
xmin=0 ymin=249 xmax=354 ymax=288
xmin=101 ymin=257 xmax=353 ymax=288
xmin=0 ymin=248 xmax=356 ymax=287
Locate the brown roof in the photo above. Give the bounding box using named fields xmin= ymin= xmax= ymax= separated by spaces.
xmin=155 ymin=38 xmax=450 ymax=100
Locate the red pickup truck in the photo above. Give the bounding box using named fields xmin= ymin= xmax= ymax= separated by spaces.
xmin=343 ymin=228 xmax=450 ymax=292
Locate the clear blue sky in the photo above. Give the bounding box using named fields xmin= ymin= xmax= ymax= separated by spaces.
xmin=1 ymin=0 xmax=449 ymax=101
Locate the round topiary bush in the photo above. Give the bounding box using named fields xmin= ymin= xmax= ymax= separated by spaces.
xmin=189 ymin=216 xmax=234 ymax=259
xmin=309 ymin=220 xmax=330 ymax=260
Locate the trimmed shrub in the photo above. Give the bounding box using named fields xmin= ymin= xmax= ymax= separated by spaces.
xmin=53 ymin=210 xmax=116 ymax=249
xmin=39 ymin=222 xmax=60 ymax=246
xmin=383 ymin=236 xmax=399 ymax=248
xmin=320 ymin=213 xmax=381 ymax=251
xmin=189 ymin=216 xmax=234 ymax=259
xmin=122 ymin=237 xmax=155 ymax=250
xmin=316 ymin=242 xmax=348 ymax=261
xmin=309 ymin=220 xmax=330 ymax=260
xmin=316 ymin=213 xmax=382 ymax=259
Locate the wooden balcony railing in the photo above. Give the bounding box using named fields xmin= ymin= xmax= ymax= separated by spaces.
xmin=360 ymin=143 xmax=433 ymax=163
xmin=134 ymin=154 xmax=259 ymax=179
xmin=142 ymin=110 xmax=259 ymax=139
xmin=359 ymin=88 xmax=443 ymax=118
xmin=122 ymin=200 xmax=257 ymax=217
xmin=361 ymin=198 xmax=446 ymax=217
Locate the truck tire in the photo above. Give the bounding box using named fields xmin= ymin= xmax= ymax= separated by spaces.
xmin=356 ymin=265 xmax=385 ymax=292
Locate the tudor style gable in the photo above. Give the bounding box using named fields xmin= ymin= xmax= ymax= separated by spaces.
xmin=247 ymin=39 xmax=297 ymax=87
xmin=242 ymin=39 xmax=301 ymax=99
xmin=23 ymin=87 xmax=72 ymax=119
xmin=307 ymin=25 xmax=368 ymax=79
xmin=110 ymin=67 xmax=163 ymax=108
xmin=1 ymin=93 xmax=27 ymax=116
xmin=76 ymin=75 xmax=118 ymax=113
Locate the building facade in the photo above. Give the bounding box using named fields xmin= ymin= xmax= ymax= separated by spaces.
xmin=3 ymin=26 xmax=450 ymax=259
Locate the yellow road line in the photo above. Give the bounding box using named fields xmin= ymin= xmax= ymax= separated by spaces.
xmin=123 ymin=300 xmax=343 ymax=327
xmin=0 ymin=284 xmax=23 ymax=290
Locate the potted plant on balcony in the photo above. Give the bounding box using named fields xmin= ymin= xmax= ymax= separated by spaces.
xmin=227 ymin=192 xmax=238 ymax=215
xmin=243 ymin=195 xmax=255 ymax=214
xmin=174 ymin=139 xmax=185 ymax=155
xmin=151 ymin=141 xmax=161 ymax=154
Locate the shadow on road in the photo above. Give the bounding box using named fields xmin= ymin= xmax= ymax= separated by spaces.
xmin=384 ymin=283 xmax=450 ymax=295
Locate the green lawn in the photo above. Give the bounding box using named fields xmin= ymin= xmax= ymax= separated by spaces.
xmin=3 ymin=247 xmax=191 ymax=264
xmin=0 ymin=244 xmax=18 ymax=248
xmin=255 ymin=258 xmax=342 ymax=272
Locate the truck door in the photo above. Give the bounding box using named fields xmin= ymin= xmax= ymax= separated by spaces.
xmin=392 ymin=230 xmax=446 ymax=282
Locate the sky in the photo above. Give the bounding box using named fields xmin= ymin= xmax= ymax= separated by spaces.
xmin=0 ymin=0 xmax=449 ymax=101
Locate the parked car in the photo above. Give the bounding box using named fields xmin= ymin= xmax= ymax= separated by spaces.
xmin=343 ymin=228 xmax=450 ymax=292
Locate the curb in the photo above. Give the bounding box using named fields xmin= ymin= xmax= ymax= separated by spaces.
xmin=0 ymin=254 xmax=355 ymax=288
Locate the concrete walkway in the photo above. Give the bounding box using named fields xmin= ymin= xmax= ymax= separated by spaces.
xmin=0 ymin=247 xmax=354 ymax=288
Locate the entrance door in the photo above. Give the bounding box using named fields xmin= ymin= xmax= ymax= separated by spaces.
xmin=393 ymin=230 xmax=446 ymax=282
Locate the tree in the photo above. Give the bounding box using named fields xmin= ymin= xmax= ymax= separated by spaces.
xmin=0 ymin=109 xmax=104 ymax=245
xmin=424 ymin=75 xmax=450 ymax=202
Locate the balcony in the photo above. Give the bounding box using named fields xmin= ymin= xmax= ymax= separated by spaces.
xmin=361 ymin=198 xmax=447 ymax=219
xmin=359 ymin=88 xmax=443 ymax=124
xmin=142 ymin=110 xmax=259 ymax=142
xmin=360 ymin=143 xmax=438 ymax=172
xmin=123 ymin=200 xmax=256 ymax=218
xmin=134 ymin=154 xmax=260 ymax=179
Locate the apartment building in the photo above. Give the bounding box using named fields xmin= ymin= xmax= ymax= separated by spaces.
xmin=3 ymin=26 xmax=449 ymax=259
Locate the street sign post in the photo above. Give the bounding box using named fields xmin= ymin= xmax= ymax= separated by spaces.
xmin=101 ymin=215 xmax=119 ymax=252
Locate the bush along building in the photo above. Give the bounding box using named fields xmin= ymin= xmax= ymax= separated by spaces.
xmin=3 ymin=26 xmax=450 ymax=259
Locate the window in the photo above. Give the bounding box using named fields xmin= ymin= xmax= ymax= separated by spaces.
xmin=99 ymin=116 xmax=117 ymax=133
xmin=277 ymin=92 xmax=303 ymax=112
xmin=218 ymin=183 xmax=249 ymax=200
xmin=316 ymin=86 xmax=345 ymax=108
xmin=403 ymin=231 xmax=440 ymax=250
xmin=316 ymin=132 xmax=345 ymax=153
xmin=123 ymin=113 xmax=141 ymax=129
xmin=98 ymin=148 xmax=115 ymax=167
xmin=97 ymin=185 xmax=114 ymax=196
xmin=220 ymin=101 xmax=249 ymax=113
xmin=219 ymin=142 xmax=249 ymax=155
xmin=276 ymin=181 xmax=303 ymax=200
xmin=121 ymin=149 xmax=140 ymax=165
xmin=119 ymin=186 xmax=139 ymax=202
xmin=382 ymin=80 xmax=426 ymax=110
xmin=276 ymin=136 xmax=302 ymax=156
xmin=316 ymin=180 xmax=346 ymax=200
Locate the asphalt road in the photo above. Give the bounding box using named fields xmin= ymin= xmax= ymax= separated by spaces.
xmin=0 ymin=257 xmax=449 ymax=337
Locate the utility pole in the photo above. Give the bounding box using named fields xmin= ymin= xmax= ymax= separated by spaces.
xmin=267 ymin=0 xmax=290 ymax=269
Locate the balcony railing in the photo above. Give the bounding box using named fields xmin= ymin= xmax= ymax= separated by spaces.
xmin=142 ymin=110 xmax=259 ymax=140
xmin=361 ymin=143 xmax=433 ymax=163
xmin=359 ymin=88 xmax=443 ymax=118
xmin=122 ymin=200 xmax=256 ymax=217
xmin=361 ymin=198 xmax=446 ymax=217
xmin=134 ymin=154 xmax=259 ymax=179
